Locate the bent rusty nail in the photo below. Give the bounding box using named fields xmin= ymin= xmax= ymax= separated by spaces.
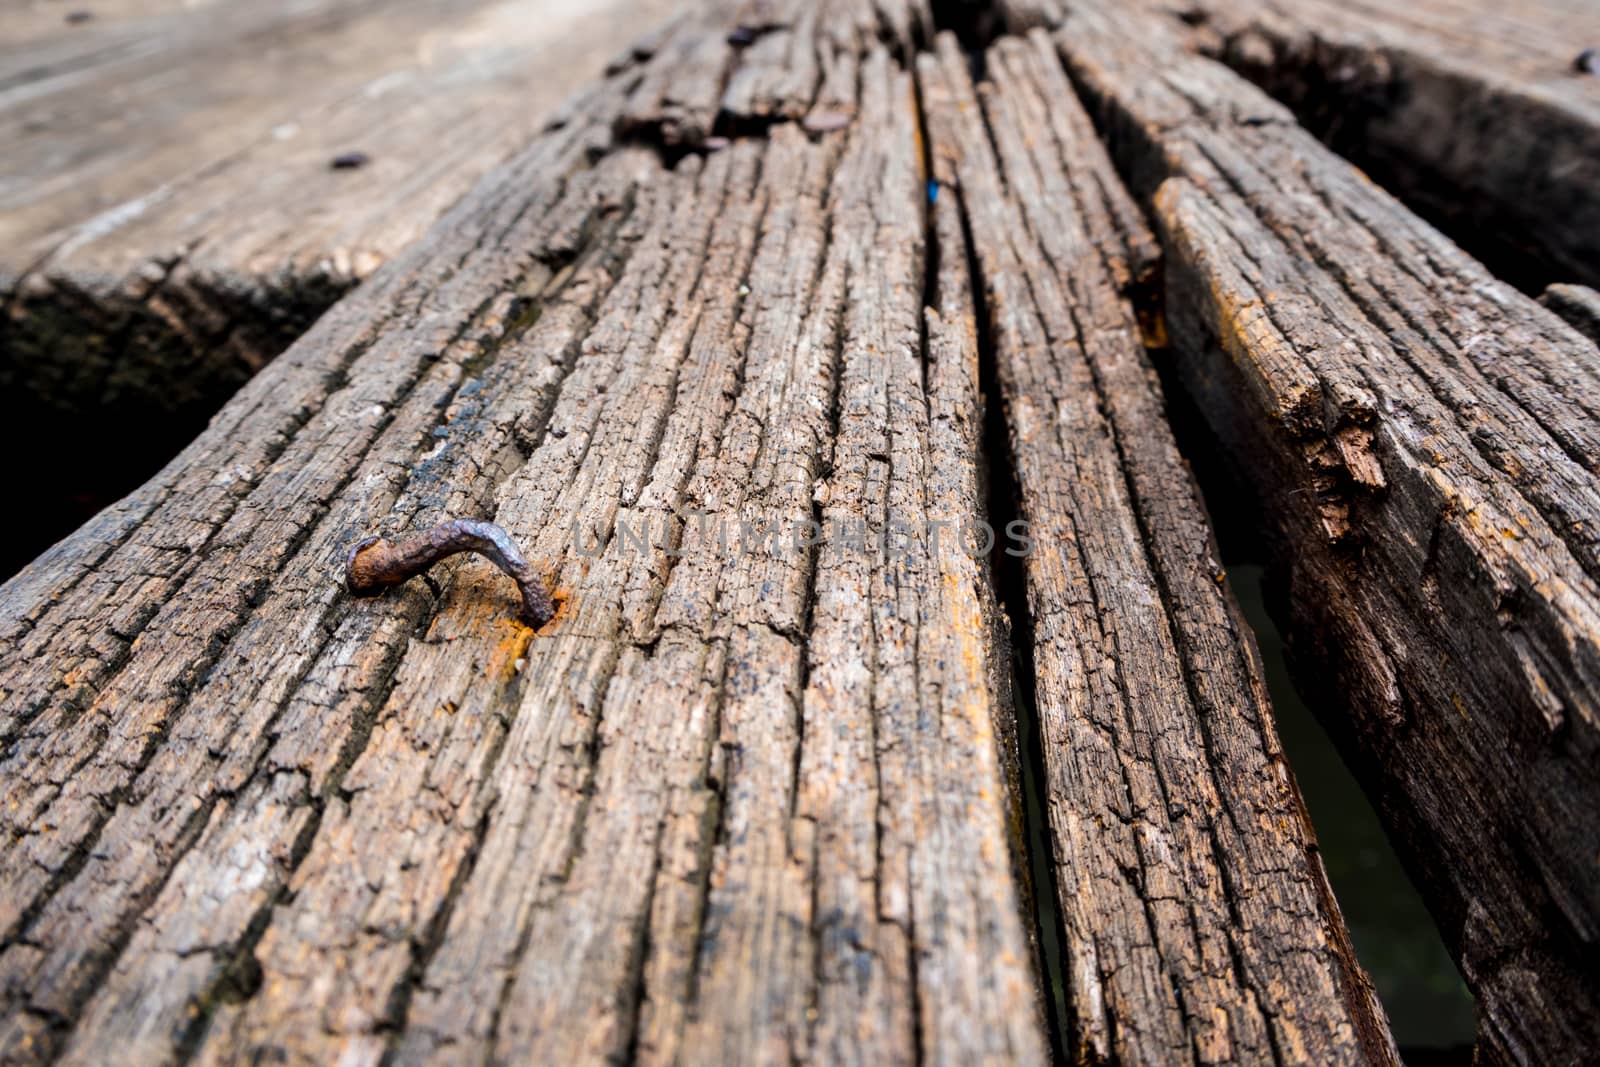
xmin=345 ymin=519 xmax=555 ymax=628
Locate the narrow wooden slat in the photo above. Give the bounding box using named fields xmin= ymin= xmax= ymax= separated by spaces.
xmin=921 ymin=31 xmax=1396 ymax=1067
xmin=1036 ymin=4 xmax=1600 ymax=1062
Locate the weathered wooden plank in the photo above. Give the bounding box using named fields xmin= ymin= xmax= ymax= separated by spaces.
xmin=0 ymin=8 xmax=1063 ymax=1064
xmin=1130 ymin=0 xmax=1600 ymax=291
xmin=920 ymin=31 xmax=1395 ymax=1067
xmin=1028 ymin=4 xmax=1600 ymax=1063
xmin=1 ymin=0 xmax=687 ymax=410
xmin=0 ymin=0 xmax=698 ymax=580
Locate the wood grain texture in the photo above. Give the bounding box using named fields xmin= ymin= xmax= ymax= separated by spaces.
xmin=0 ymin=2 xmax=1420 ymax=1062
xmin=0 ymin=8 xmax=1057 ymax=1064
xmin=1029 ymin=3 xmax=1600 ymax=1063
xmin=920 ymin=31 xmax=1395 ymax=1067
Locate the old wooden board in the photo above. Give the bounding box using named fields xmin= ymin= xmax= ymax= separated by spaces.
xmin=1024 ymin=2 xmax=1600 ymax=1063
xmin=920 ymin=32 xmax=1395 ymax=1067
xmin=0 ymin=2 xmax=1411 ymax=1064
xmin=1000 ymin=0 xmax=1600 ymax=292
xmin=0 ymin=0 xmax=687 ymax=416
xmin=0 ymin=6 xmax=1050 ymax=1063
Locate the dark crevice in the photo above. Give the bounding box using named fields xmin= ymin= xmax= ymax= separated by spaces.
xmin=927 ymin=0 xmax=1002 ymax=55
xmin=952 ymin=173 xmax=1072 ymax=1067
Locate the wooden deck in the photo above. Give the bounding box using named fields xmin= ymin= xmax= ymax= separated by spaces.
xmin=2 ymin=0 xmax=1598 ymax=1063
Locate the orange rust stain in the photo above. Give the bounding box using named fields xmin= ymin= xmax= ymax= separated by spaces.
xmin=487 ymin=620 xmax=533 ymax=682
xmin=535 ymin=588 xmax=573 ymax=634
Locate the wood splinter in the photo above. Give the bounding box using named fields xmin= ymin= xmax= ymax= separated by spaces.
xmin=345 ymin=519 xmax=555 ymax=627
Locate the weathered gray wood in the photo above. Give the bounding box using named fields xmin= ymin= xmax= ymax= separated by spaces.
xmin=921 ymin=31 xmax=1395 ymax=1067
xmin=0 ymin=8 xmax=1059 ymax=1064
xmin=1124 ymin=0 xmax=1600 ymax=291
xmin=0 ymin=0 xmax=688 ymax=421
xmin=1027 ymin=3 xmax=1600 ymax=1063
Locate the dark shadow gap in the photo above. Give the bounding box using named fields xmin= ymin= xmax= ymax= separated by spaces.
xmin=0 ymin=271 xmax=342 ymax=582
xmin=927 ymin=0 xmax=1002 ymax=55
xmin=977 ymin=226 xmax=1073 ymax=1067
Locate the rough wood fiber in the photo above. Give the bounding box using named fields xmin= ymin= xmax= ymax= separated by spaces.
xmin=996 ymin=0 xmax=1600 ymax=291
xmin=920 ymin=31 xmax=1395 ymax=1067
xmin=1036 ymin=4 xmax=1600 ymax=1063
xmin=0 ymin=8 xmax=1057 ymax=1064
xmin=0 ymin=2 xmax=1421 ymax=1062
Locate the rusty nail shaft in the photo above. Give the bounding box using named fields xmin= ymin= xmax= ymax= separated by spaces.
xmin=345 ymin=519 xmax=554 ymax=627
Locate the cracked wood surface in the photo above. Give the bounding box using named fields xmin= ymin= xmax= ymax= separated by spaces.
xmin=1024 ymin=2 xmax=1600 ymax=1063
xmin=920 ymin=33 xmax=1394 ymax=1067
xmin=0 ymin=3 xmax=1417 ymax=1064
xmin=0 ymin=7 xmax=1053 ymax=1064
